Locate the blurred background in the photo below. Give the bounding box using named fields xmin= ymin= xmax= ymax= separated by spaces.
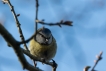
xmin=0 ymin=0 xmax=106 ymax=71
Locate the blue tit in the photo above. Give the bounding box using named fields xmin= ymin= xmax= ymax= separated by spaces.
xmin=29 ymin=27 xmax=57 ymax=61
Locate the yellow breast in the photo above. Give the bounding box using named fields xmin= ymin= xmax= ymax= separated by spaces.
xmin=29 ymin=37 xmax=57 ymax=60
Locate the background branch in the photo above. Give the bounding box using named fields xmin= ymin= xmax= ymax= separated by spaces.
xmin=91 ymin=51 xmax=103 ymax=71
xmin=83 ymin=51 xmax=103 ymax=71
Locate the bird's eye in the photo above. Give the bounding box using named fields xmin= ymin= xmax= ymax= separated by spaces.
xmin=40 ymin=35 xmax=43 ymax=37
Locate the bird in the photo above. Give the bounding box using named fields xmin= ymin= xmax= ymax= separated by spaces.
xmin=29 ymin=27 xmax=57 ymax=61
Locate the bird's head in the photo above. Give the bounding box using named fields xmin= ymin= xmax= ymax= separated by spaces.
xmin=35 ymin=27 xmax=53 ymax=45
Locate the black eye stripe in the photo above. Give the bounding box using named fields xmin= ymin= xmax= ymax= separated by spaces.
xmin=38 ymin=32 xmax=46 ymax=38
xmin=37 ymin=32 xmax=51 ymax=39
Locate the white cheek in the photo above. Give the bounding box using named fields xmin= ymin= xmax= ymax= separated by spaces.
xmin=36 ymin=34 xmax=45 ymax=43
xmin=40 ymin=36 xmax=45 ymax=43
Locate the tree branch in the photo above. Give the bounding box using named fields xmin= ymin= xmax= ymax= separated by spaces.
xmin=2 ymin=0 xmax=29 ymax=52
xmin=0 ymin=23 xmax=42 ymax=71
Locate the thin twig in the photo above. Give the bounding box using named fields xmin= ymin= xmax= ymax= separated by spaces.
xmin=18 ymin=33 xmax=36 ymax=45
xmin=35 ymin=0 xmax=39 ymax=32
xmin=2 ymin=0 xmax=29 ymax=52
xmin=36 ymin=20 xmax=73 ymax=27
xmin=91 ymin=51 xmax=103 ymax=71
